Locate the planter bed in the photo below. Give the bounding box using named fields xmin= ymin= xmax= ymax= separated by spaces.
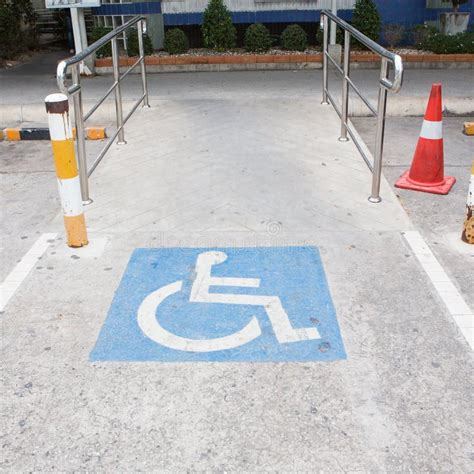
xmin=94 ymin=48 xmax=474 ymax=73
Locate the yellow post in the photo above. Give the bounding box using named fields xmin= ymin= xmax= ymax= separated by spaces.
xmin=45 ymin=93 xmax=88 ymax=248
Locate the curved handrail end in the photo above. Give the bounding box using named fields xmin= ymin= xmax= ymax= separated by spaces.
xmin=56 ymin=60 xmax=69 ymax=95
xmin=391 ymin=54 xmax=404 ymax=94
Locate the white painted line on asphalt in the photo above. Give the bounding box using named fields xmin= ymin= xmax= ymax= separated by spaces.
xmin=0 ymin=233 xmax=57 ymax=312
xmin=404 ymin=230 xmax=473 ymax=349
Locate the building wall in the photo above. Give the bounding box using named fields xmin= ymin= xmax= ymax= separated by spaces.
xmin=160 ymin=0 xmax=473 ymax=26
xmin=162 ymin=0 xmax=355 ymax=25
xmin=375 ymin=0 xmax=473 ymax=27
xmin=90 ymin=0 xmax=473 ymax=49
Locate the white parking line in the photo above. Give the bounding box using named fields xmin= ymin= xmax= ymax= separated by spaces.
xmin=404 ymin=230 xmax=473 ymax=349
xmin=0 ymin=233 xmax=57 ymax=312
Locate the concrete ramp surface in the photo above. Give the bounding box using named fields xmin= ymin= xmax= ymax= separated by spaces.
xmin=1 ymin=82 xmax=472 ymax=472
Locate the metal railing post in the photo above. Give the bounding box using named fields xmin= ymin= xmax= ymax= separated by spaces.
xmin=138 ymin=20 xmax=150 ymax=108
xmin=339 ymin=30 xmax=351 ymax=142
xmin=322 ymin=14 xmax=329 ymax=105
xmin=71 ymin=65 xmax=91 ymax=204
xmin=111 ymin=37 xmax=127 ymax=145
xmin=369 ymin=59 xmax=389 ymax=203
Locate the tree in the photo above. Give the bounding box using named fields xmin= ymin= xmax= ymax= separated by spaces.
xmin=351 ymin=0 xmax=381 ymax=44
xmin=0 ymin=0 xmax=37 ymax=60
xmin=202 ymin=0 xmax=236 ymax=50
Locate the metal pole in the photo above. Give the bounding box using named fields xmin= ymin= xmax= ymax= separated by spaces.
xmin=369 ymin=59 xmax=389 ymax=203
xmin=71 ymin=65 xmax=91 ymax=204
xmin=339 ymin=29 xmax=351 ymax=142
xmin=70 ymin=7 xmax=92 ymax=76
xmin=330 ymin=0 xmax=337 ymax=45
xmin=111 ymin=37 xmax=127 ymax=145
xmin=322 ymin=14 xmax=329 ymax=105
xmin=138 ymin=20 xmax=150 ymax=107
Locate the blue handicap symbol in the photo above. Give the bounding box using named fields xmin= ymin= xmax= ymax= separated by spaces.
xmin=90 ymin=246 xmax=346 ymax=362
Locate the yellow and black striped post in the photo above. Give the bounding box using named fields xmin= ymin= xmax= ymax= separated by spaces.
xmin=45 ymin=93 xmax=88 ymax=248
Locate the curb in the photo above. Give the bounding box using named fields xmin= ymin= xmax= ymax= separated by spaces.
xmin=95 ymin=53 xmax=474 ymax=69
xmin=95 ymin=60 xmax=474 ymax=75
xmin=1 ymin=97 xmax=473 ymax=124
xmin=1 ymin=126 xmax=107 ymax=141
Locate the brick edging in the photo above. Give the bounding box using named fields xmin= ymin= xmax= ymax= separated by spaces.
xmin=95 ymin=53 xmax=474 ymax=67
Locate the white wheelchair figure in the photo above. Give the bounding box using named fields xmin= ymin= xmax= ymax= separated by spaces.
xmin=137 ymin=251 xmax=321 ymax=352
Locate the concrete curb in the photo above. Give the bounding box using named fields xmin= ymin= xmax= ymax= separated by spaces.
xmin=95 ymin=60 xmax=474 ymax=75
xmin=95 ymin=53 xmax=474 ymax=69
xmin=1 ymin=96 xmax=472 ymax=124
xmin=1 ymin=126 xmax=107 ymax=141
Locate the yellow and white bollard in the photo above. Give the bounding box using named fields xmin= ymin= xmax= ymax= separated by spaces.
xmin=462 ymin=160 xmax=474 ymax=244
xmin=46 ymin=93 xmax=88 ymax=248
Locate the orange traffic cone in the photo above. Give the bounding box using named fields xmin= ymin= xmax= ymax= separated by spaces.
xmin=395 ymin=84 xmax=456 ymax=195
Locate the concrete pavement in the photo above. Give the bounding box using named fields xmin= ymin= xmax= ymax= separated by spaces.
xmin=1 ymin=74 xmax=473 ymax=471
xmin=1 ymin=53 xmax=473 ymax=123
xmin=353 ymin=116 xmax=474 ymax=309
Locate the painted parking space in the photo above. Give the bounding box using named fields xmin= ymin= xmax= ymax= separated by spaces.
xmin=90 ymin=246 xmax=346 ymax=362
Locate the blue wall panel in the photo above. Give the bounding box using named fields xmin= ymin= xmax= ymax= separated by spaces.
xmin=374 ymin=0 xmax=473 ymax=26
xmin=92 ymin=1 xmax=161 ymax=16
xmin=164 ymin=9 xmax=352 ymax=26
xmin=93 ymin=0 xmax=473 ymax=28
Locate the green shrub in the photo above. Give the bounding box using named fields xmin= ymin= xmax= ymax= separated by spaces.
xmin=244 ymin=23 xmax=272 ymax=52
xmin=0 ymin=0 xmax=37 ymax=60
xmin=410 ymin=24 xmax=437 ymax=49
xmin=164 ymin=28 xmax=189 ymax=54
xmin=421 ymin=31 xmax=474 ymax=54
xmin=281 ymin=24 xmax=307 ymax=51
xmin=383 ymin=24 xmax=405 ymax=48
xmin=351 ymin=0 xmax=381 ymax=45
xmin=126 ymin=30 xmax=153 ymax=57
xmin=202 ymin=0 xmax=236 ymax=50
xmin=90 ymin=27 xmax=113 ymax=58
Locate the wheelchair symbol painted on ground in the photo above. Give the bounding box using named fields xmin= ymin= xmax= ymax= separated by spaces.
xmin=91 ymin=247 xmax=346 ymax=362
xmin=137 ymin=251 xmax=321 ymax=352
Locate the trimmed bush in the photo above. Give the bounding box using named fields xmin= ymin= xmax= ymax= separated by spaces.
xmin=281 ymin=24 xmax=307 ymax=52
xmin=351 ymin=0 xmax=381 ymax=44
xmin=202 ymin=0 xmax=236 ymax=50
xmin=421 ymin=31 xmax=474 ymax=54
xmin=90 ymin=27 xmax=113 ymax=58
xmin=164 ymin=28 xmax=189 ymax=54
xmin=126 ymin=30 xmax=153 ymax=57
xmin=244 ymin=23 xmax=272 ymax=52
xmin=410 ymin=24 xmax=437 ymax=49
xmin=383 ymin=24 xmax=405 ymax=48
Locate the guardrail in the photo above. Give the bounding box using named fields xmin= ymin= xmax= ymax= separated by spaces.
xmin=56 ymin=16 xmax=150 ymax=204
xmin=320 ymin=10 xmax=404 ymax=203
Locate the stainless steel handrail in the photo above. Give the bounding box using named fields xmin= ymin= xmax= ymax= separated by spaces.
xmin=56 ymin=15 xmax=150 ymax=204
xmin=321 ymin=10 xmax=404 ymax=203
